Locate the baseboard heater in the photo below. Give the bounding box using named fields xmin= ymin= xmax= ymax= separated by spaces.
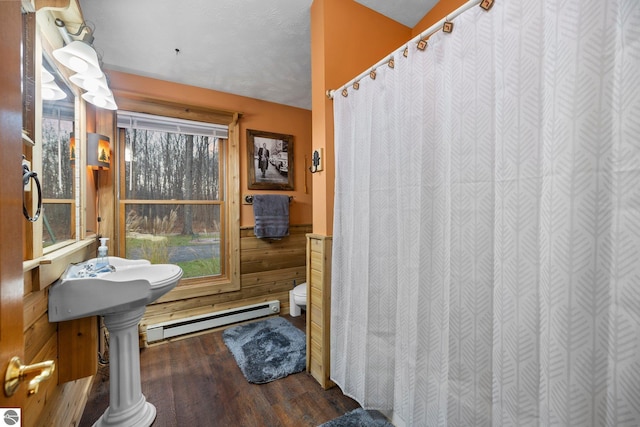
xmin=146 ymin=300 xmax=280 ymax=343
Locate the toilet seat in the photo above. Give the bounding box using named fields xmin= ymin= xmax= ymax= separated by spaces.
xmin=289 ymin=282 xmax=307 ymax=317
xmin=292 ymin=283 xmax=307 ymax=301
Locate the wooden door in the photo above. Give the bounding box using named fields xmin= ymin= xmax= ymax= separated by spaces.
xmin=0 ymin=0 xmax=27 ymax=413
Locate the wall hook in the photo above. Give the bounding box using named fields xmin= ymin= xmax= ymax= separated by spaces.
xmin=309 ymin=149 xmax=322 ymax=173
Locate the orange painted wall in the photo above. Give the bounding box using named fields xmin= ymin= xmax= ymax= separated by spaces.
xmin=106 ymin=70 xmax=312 ymax=227
xmin=311 ymin=0 xmax=411 ymax=235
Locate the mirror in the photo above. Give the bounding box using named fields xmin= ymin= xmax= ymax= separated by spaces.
xmin=40 ymin=54 xmax=76 ymax=249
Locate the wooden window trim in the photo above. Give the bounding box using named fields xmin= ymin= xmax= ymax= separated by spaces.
xmin=113 ymin=91 xmax=238 ymax=127
xmin=116 ymin=97 xmax=241 ymax=295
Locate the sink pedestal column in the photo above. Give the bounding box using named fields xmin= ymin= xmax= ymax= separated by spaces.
xmin=94 ymin=306 xmax=156 ymax=427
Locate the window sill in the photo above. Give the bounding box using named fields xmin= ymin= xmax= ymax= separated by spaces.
xmin=43 ymin=239 xmax=78 ymax=256
xmin=25 ymin=238 xmax=97 ymax=290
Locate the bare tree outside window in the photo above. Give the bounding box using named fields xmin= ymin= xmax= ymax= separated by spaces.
xmin=41 ymin=104 xmax=74 ymax=247
xmin=122 ymin=125 xmax=225 ymax=279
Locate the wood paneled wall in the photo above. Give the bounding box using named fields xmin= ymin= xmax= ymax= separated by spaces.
xmin=306 ymin=234 xmax=334 ymax=389
xmin=23 ymin=242 xmax=97 ymax=427
xmin=139 ymin=224 xmax=311 ymax=346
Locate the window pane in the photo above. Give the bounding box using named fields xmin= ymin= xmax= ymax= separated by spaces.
xmin=42 ymin=114 xmax=73 ymax=199
xmin=42 ymin=203 xmax=72 ymax=247
xmin=124 ymin=130 xmax=220 ymax=200
xmin=125 ymin=204 xmax=221 ymax=279
xmin=41 ymin=100 xmax=75 ymax=247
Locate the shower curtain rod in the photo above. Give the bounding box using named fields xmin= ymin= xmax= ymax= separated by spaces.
xmin=327 ymin=0 xmax=483 ymax=99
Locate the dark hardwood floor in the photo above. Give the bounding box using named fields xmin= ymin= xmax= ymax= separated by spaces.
xmin=79 ymin=315 xmax=360 ymax=427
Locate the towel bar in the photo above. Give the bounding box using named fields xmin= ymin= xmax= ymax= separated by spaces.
xmin=244 ymin=195 xmax=293 ymax=205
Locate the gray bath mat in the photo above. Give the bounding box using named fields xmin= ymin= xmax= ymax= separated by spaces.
xmin=222 ymin=316 xmax=306 ymax=384
xmin=319 ymin=408 xmax=394 ymax=427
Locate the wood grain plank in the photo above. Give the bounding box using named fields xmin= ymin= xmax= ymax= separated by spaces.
xmin=57 ymin=317 xmax=98 ymax=383
xmin=24 ymin=312 xmax=56 ymax=364
xmin=24 ymin=289 xmax=48 ymax=332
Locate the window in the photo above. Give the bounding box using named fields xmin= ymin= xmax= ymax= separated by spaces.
xmin=40 ymin=60 xmax=76 ymax=250
xmin=118 ymin=112 xmax=229 ymax=282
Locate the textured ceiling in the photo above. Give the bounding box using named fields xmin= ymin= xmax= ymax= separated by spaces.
xmin=79 ymin=0 xmax=437 ymax=110
xmin=355 ymin=0 xmax=438 ymax=27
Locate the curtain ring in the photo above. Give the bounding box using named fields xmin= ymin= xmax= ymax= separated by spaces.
xmin=480 ymin=0 xmax=495 ymax=11
xmin=443 ymin=17 xmax=454 ymax=33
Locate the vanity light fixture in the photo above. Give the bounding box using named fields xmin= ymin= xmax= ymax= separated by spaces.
xmin=52 ymin=40 xmax=103 ymax=78
xmin=69 ymin=72 xmax=109 ymax=93
xmin=42 ymin=82 xmax=67 ymax=101
xmin=42 ymin=68 xmax=55 ymax=83
xmin=82 ymin=91 xmax=117 ymax=111
xmin=41 ymin=68 xmax=66 ymax=101
xmin=52 ymin=19 xmax=118 ymax=110
xmin=71 ymin=73 xmax=117 ymax=110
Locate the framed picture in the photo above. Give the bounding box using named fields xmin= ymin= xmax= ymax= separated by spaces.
xmin=247 ymin=129 xmax=294 ymax=190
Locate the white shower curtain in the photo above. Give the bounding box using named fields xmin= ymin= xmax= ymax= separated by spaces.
xmin=331 ymin=0 xmax=640 ymax=426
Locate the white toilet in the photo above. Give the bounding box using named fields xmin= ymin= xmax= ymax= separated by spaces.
xmin=289 ymin=282 xmax=307 ymax=317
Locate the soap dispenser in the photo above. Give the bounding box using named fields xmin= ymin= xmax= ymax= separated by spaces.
xmin=96 ymin=237 xmax=109 ymax=270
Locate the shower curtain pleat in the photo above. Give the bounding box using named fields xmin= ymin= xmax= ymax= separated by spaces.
xmin=331 ymin=0 xmax=640 ymax=425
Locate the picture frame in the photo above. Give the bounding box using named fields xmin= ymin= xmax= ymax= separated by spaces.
xmin=247 ymin=129 xmax=294 ymax=190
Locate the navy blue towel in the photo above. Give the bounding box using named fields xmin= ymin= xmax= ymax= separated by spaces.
xmin=253 ymin=195 xmax=290 ymax=239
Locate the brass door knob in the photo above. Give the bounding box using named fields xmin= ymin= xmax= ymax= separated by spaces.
xmin=4 ymin=357 xmax=55 ymax=397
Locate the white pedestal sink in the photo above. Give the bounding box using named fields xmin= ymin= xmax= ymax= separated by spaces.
xmin=48 ymin=257 xmax=183 ymax=427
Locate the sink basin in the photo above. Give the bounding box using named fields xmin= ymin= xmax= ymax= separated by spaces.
xmin=48 ymin=257 xmax=183 ymax=322
xmin=87 ymin=255 xmax=151 ymax=268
